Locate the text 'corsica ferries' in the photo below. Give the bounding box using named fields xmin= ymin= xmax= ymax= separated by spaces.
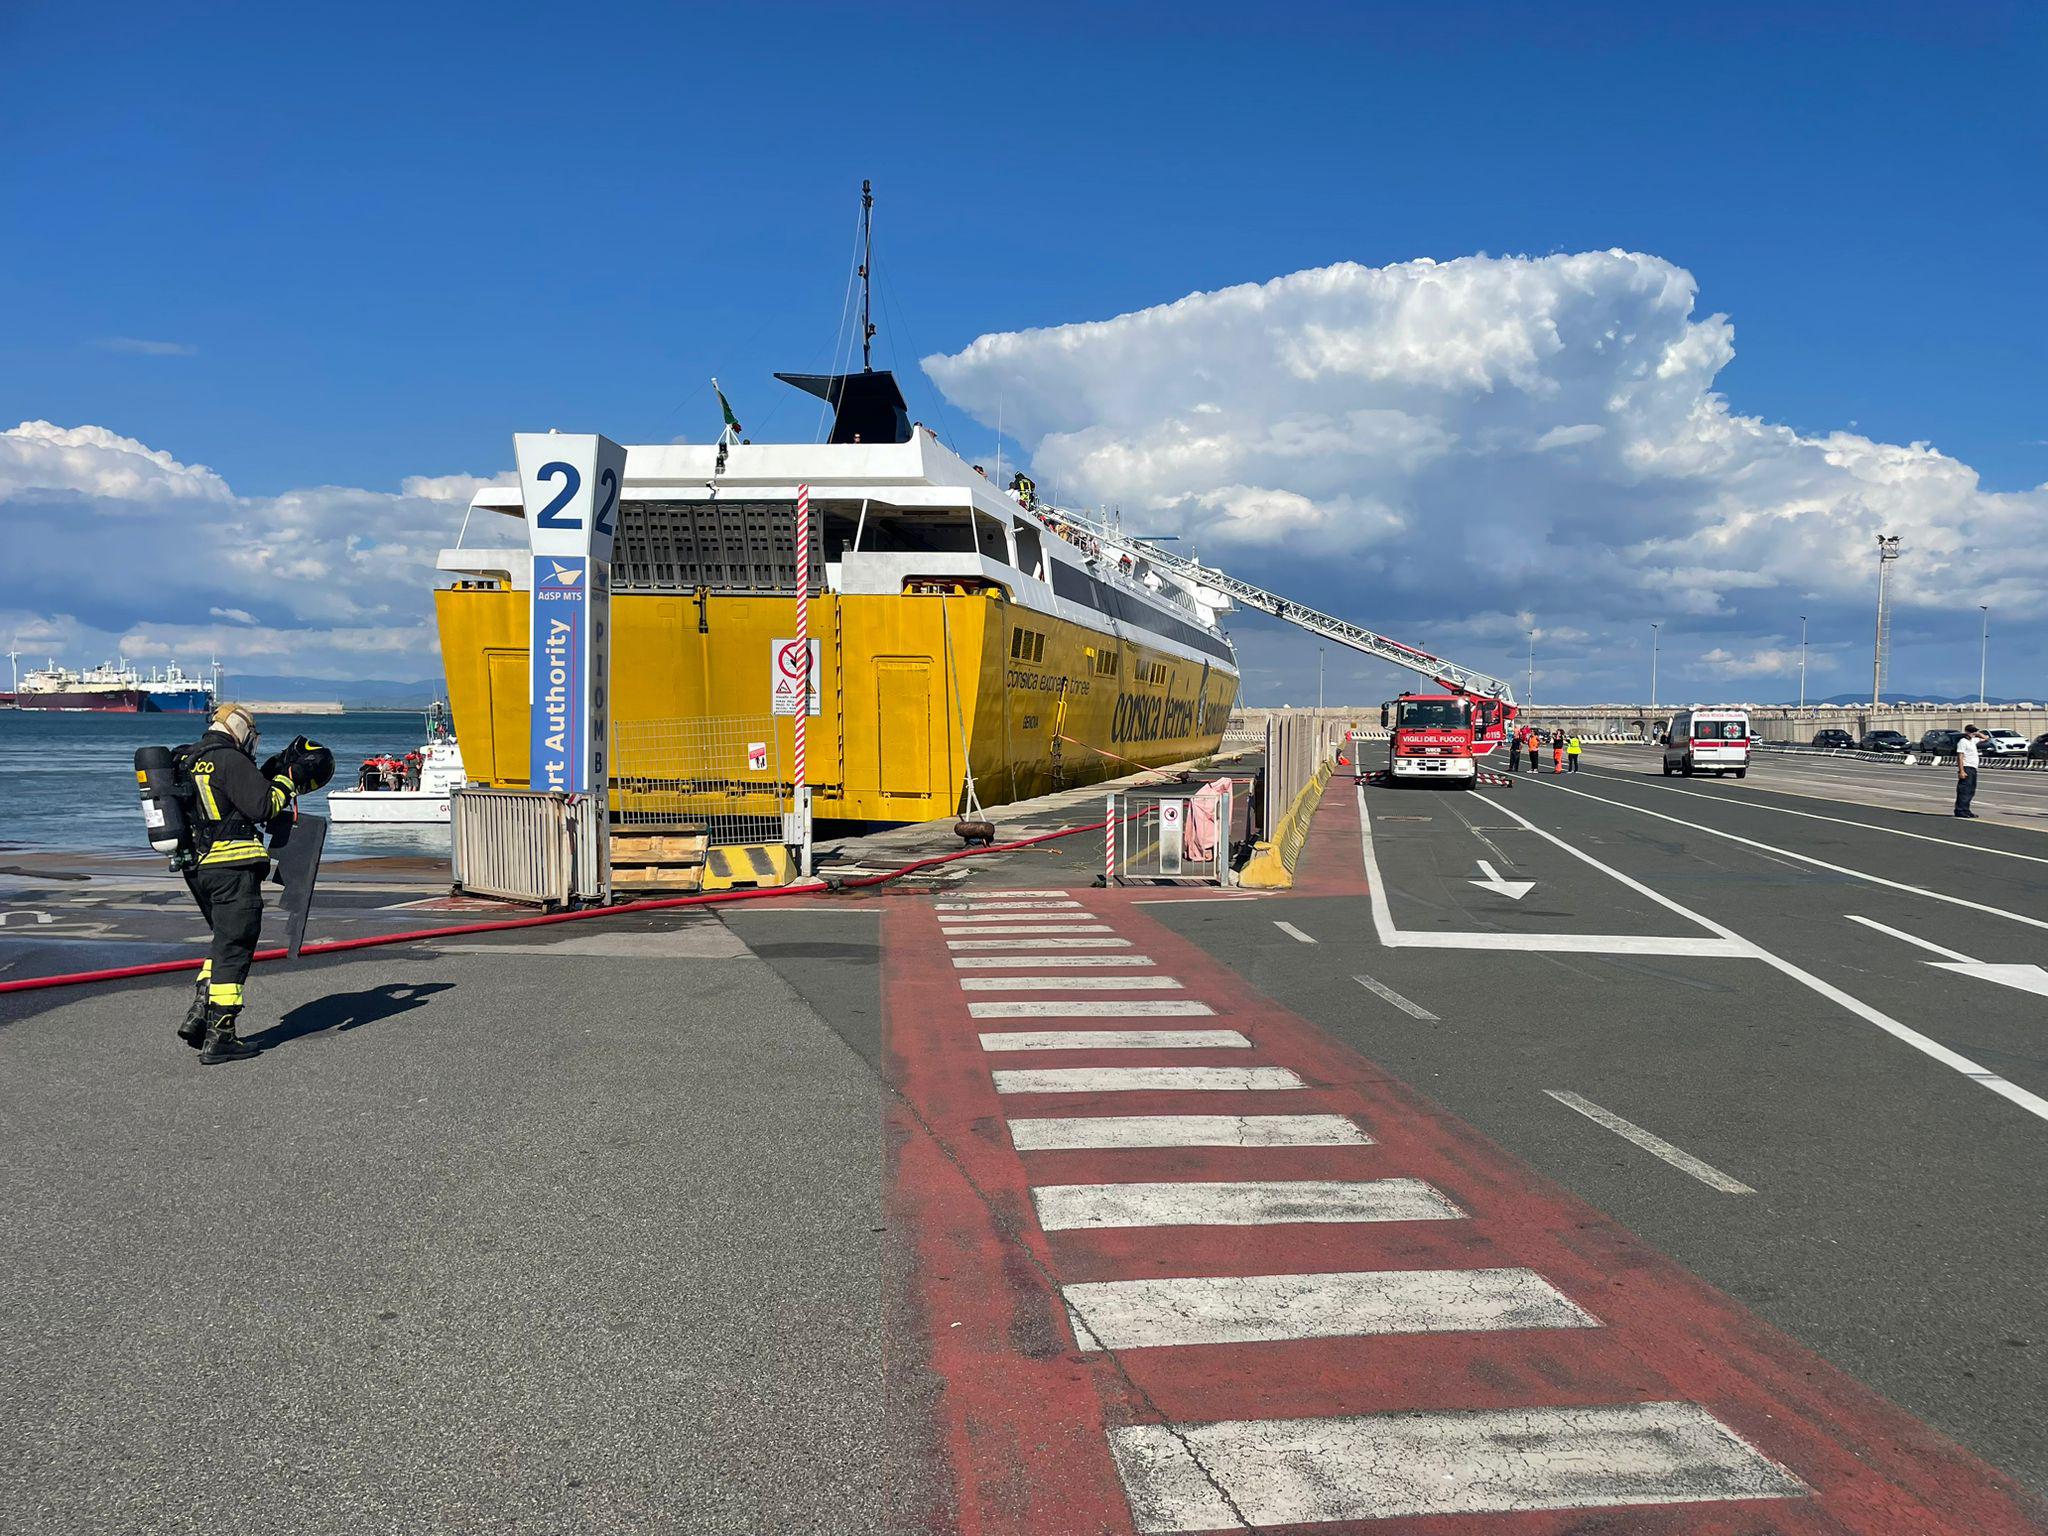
xmin=433 ymin=376 xmax=1239 ymax=827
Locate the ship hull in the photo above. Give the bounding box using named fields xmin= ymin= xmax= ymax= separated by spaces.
xmin=434 ymin=587 xmax=1238 ymax=824
xmin=145 ymin=688 xmax=213 ymax=713
xmin=0 ymin=689 xmax=151 ymax=712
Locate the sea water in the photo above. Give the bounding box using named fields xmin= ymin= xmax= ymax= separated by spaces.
xmin=0 ymin=710 xmax=453 ymax=859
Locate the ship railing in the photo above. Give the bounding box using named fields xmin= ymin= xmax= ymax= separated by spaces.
xmin=451 ymin=789 xmax=609 ymax=908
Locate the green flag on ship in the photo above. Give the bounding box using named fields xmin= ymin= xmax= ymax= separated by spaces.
xmin=712 ymin=378 xmax=742 ymax=439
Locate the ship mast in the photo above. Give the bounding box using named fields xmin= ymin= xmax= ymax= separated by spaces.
xmin=859 ymin=178 xmax=876 ymax=373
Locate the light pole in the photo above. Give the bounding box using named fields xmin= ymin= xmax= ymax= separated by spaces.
xmin=1527 ymin=629 xmax=1535 ymax=705
xmin=1871 ymin=534 xmax=1902 ymax=707
xmin=1978 ymin=605 xmax=1989 ymax=709
xmin=1649 ymin=622 xmax=1660 ymax=716
xmin=1318 ymin=646 xmax=1325 ymax=712
xmin=1798 ymin=615 xmax=1808 ymax=713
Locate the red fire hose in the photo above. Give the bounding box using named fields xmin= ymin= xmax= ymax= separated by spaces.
xmin=0 ymin=817 xmax=1117 ymax=996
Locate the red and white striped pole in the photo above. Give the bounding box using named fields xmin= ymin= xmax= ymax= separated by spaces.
xmin=795 ymin=483 xmax=812 ymax=876
xmin=1105 ymin=794 xmax=1115 ymax=886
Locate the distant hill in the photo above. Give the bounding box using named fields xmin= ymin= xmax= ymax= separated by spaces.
xmin=218 ymin=672 xmax=444 ymax=709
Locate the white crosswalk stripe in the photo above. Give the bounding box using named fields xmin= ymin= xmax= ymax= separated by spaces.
xmin=941 ymin=910 xmax=1096 ymax=923
xmin=960 ymin=975 xmax=1183 ymax=991
xmin=1032 ymin=1178 xmax=1463 ymax=1230
xmin=978 ymin=1029 xmax=1251 ymax=1053
xmin=941 ymin=925 xmax=1116 ymax=936
xmin=1008 ymin=1114 xmax=1371 ymax=1151
xmin=948 ymin=937 xmax=1131 ymax=950
xmin=1108 ymin=1401 xmax=1807 ymax=1532
xmin=994 ymin=1066 xmax=1304 ymax=1095
xmin=954 ymin=955 xmax=1157 ymax=968
xmin=936 ymin=900 xmax=1084 ymax=911
xmin=1064 ymin=1267 xmax=1597 ymax=1351
xmin=969 ymin=1000 xmax=1215 ymax=1018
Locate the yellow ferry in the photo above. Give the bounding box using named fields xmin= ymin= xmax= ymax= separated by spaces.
xmin=433 ymin=366 xmax=1239 ymax=826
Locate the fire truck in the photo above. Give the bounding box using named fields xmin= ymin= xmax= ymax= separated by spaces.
xmin=1382 ymin=690 xmax=1515 ymax=787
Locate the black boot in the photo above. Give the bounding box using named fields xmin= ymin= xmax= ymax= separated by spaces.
xmin=198 ymin=1005 xmax=260 ymax=1065
xmin=177 ymin=978 xmax=209 ymax=1049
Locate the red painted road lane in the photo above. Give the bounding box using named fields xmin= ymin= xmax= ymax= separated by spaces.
xmin=886 ymin=883 xmax=2048 ymax=1534
xmin=884 ymin=900 xmax=1135 ymax=1534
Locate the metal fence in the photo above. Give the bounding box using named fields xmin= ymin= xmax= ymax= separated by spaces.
xmin=610 ymin=715 xmax=793 ymax=847
xmin=1261 ymin=713 xmax=1350 ymax=838
xmin=1110 ymin=783 xmax=1234 ymax=886
xmin=451 ymin=789 xmax=609 ymax=908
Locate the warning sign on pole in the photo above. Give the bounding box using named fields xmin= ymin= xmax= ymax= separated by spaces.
xmin=770 ymin=637 xmax=821 ymax=717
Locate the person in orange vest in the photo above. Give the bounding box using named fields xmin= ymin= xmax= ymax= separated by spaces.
xmin=1551 ymin=729 xmax=1566 ymax=774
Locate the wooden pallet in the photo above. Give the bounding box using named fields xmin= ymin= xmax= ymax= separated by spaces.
xmin=610 ymin=827 xmax=709 ymax=892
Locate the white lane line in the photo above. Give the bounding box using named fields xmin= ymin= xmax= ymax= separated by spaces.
xmin=1008 ymin=1114 xmax=1371 ymax=1151
xmin=1133 ymin=895 xmax=1261 ymax=904
xmin=948 ymin=937 xmax=1131 ymax=950
xmin=1109 ymin=1401 xmax=1807 ymax=1531
xmin=1356 ymin=784 xmax=1749 ymax=958
xmin=970 ymin=1000 xmax=1216 ymax=1018
xmin=1034 ymin=1177 xmax=1462 ymax=1231
xmin=941 ymin=925 xmax=1116 ymax=937
xmin=953 ymin=889 xmax=1072 ymax=898
xmin=1484 ymin=789 xmax=2048 ymax=1124
xmin=1591 ymin=769 xmax=2048 ymax=867
xmin=936 ymin=900 xmax=1084 ymax=911
xmin=1352 ymin=974 xmax=1439 ymax=1020
xmin=994 ymin=1066 xmax=1305 ymax=1095
xmin=954 ymin=955 xmax=1157 ymax=968
xmin=1541 ymin=777 xmax=2048 ymax=936
xmin=961 ymin=975 xmax=1183 ymax=991
xmin=979 ymin=1029 xmax=1250 ymax=1052
xmin=1273 ymin=921 xmax=1318 ymax=943
xmin=1844 ymin=913 xmax=1975 ymax=962
xmin=1544 ymin=1091 xmax=1756 ymax=1194
xmin=1065 ymin=1267 xmax=1597 ymax=1351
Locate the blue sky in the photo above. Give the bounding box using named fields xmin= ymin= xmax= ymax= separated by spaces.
xmin=2 ymin=1 xmax=2042 ymax=700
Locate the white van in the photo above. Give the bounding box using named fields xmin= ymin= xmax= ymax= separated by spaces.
xmin=1663 ymin=708 xmax=1751 ymax=778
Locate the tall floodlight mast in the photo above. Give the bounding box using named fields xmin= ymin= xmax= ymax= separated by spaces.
xmin=1871 ymin=535 xmax=1902 ymax=707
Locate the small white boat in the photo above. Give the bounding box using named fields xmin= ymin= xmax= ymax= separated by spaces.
xmin=328 ymin=704 xmax=466 ymax=825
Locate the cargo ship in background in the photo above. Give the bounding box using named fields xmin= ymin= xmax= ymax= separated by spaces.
xmin=1 ymin=654 xmax=219 ymax=713
xmin=433 ymin=185 xmax=1238 ymax=827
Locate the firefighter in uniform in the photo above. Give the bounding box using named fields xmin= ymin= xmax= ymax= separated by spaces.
xmin=173 ymin=704 xmax=318 ymax=1064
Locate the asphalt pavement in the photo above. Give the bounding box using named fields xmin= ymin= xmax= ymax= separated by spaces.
xmin=5 ymin=741 xmax=2046 ymax=1532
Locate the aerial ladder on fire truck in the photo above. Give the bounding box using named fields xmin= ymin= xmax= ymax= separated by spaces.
xmin=1044 ymin=506 xmax=1519 ymax=706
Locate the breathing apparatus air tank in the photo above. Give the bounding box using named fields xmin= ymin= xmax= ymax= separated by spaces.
xmin=133 ymin=745 xmax=191 ymax=860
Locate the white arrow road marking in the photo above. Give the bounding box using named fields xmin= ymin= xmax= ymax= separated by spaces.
xmin=1468 ymin=860 xmax=1534 ymax=900
xmin=1932 ymin=963 xmax=2048 ymax=998
xmin=1847 ymin=914 xmax=2048 ymax=999
xmin=0 ymin=910 xmax=56 ymax=926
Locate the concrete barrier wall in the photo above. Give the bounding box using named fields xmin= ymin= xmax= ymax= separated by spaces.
xmin=1227 ymin=704 xmax=2048 ymax=745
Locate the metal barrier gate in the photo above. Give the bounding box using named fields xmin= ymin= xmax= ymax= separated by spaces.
xmin=451 ymin=789 xmax=609 ymax=908
xmin=609 ymin=715 xmax=795 ymax=890
xmin=1107 ymin=783 xmax=1234 ymax=886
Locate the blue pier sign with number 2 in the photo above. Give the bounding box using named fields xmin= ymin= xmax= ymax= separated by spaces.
xmin=516 ymin=433 xmax=626 ymax=796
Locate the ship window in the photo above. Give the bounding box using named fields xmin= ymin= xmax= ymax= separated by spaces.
xmin=1032 ymin=633 xmax=1045 ymax=663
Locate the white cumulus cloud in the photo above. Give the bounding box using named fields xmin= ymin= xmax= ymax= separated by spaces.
xmin=926 ymin=253 xmax=2048 ymax=700
xmin=0 ymin=420 xmax=473 ymax=682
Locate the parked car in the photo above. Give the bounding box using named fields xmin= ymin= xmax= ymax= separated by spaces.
xmin=1919 ymin=729 xmax=1963 ymax=758
xmin=1859 ymin=730 xmax=1910 ymax=754
xmin=1811 ymin=729 xmax=1855 ymax=750
xmin=1980 ymin=728 xmax=2030 ymax=756
xmin=2030 ymin=733 xmax=2048 ymax=761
